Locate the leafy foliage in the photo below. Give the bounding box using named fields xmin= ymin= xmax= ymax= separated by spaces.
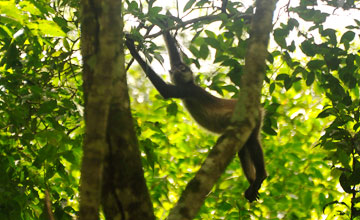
xmin=1 ymin=0 xmax=360 ymax=219
xmin=126 ymin=0 xmax=360 ymax=219
xmin=0 ymin=0 xmax=82 ymax=218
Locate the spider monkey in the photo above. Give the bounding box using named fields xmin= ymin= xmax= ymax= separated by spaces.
xmin=125 ymin=32 xmax=267 ymax=202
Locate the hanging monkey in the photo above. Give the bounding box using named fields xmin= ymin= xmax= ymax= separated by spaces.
xmin=125 ymin=32 xmax=267 ymax=202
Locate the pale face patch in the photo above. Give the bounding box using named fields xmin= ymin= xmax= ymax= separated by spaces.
xmin=170 ymin=64 xmax=194 ymax=85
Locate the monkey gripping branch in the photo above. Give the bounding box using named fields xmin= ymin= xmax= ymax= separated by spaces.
xmin=167 ymin=0 xmax=278 ymax=219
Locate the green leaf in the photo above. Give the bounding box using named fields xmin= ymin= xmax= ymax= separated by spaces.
xmin=353 ymin=123 xmax=360 ymax=131
xmin=219 ymin=201 xmax=232 ymax=211
xmin=149 ymin=6 xmax=162 ymax=16
xmin=29 ymin=0 xmax=54 ymax=14
xmin=183 ymin=0 xmax=196 ymax=12
xmin=28 ymin=20 xmax=66 ymax=37
xmin=321 ymin=28 xmax=337 ymax=45
xmin=0 ymin=1 xmax=25 ymax=23
xmin=307 ymin=60 xmax=325 ymax=70
xmin=348 ymin=159 xmax=360 ymax=185
xmin=275 ymin=73 xmax=289 ymax=81
xmin=317 ymin=108 xmax=335 ymax=118
xmin=355 ymin=19 xmax=360 ymax=26
xmin=288 ymin=18 xmax=299 ymax=29
xmin=222 ymin=85 xmax=238 ymax=93
xmin=324 ymin=54 xmax=340 ymax=71
xmin=340 ymin=31 xmax=355 ymax=44
xmin=53 ymin=17 xmax=70 ymax=33
xmin=221 ymin=58 xmax=239 ymax=68
xmin=195 ymin=0 xmax=208 ymax=7
xmin=228 ymin=66 xmax=242 ymax=86
xmin=284 ymin=77 xmax=292 ymax=90
xmin=34 ymin=144 xmax=58 ymax=167
xmin=300 ymin=40 xmax=316 ymax=57
xmin=166 ymin=102 xmax=178 ymax=116
xmin=339 ymin=172 xmax=353 ymax=193
xmin=142 ymin=138 xmax=157 ymax=170
xmin=205 ymin=30 xmax=216 ymax=39
xmin=341 ymin=94 xmax=352 ymax=106
xmin=282 ymin=51 xmax=294 ymax=67
xmin=128 ymin=1 xmax=138 ymax=10
xmin=288 ymin=40 xmax=296 ymax=52
xmin=298 ymin=9 xmax=328 ymax=23
xmin=205 ymin=38 xmax=221 ymax=50
xmin=63 ymin=38 xmax=70 ymax=51
xmin=337 ymin=148 xmax=351 ymax=170
xmin=340 ymin=31 xmax=355 ymax=50
xmin=266 ymin=103 xmax=280 ymax=114
xmin=46 ymin=117 xmax=63 ymax=131
xmin=306 ymin=71 xmax=315 ymax=86
xmin=293 ymin=66 xmax=307 ymax=77
xmin=19 ymin=1 xmax=41 ymax=15
xmin=199 ymin=44 xmax=209 ymax=59
xmin=262 ymin=125 xmax=277 ymax=136
xmin=303 ymin=191 xmax=312 ymax=209
xmin=62 ymin=151 xmax=76 ymax=163
xmin=273 ymin=28 xmax=287 ymax=48
xmin=189 ymin=45 xmax=199 ymax=57
xmin=269 ymin=82 xmax=275 ymax=94
xmin=38 ymin=100 xmax=57 ymax=114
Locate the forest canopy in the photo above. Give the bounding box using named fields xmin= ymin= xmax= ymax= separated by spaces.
xmin=0 ymin=0 xmax=360 ymax=219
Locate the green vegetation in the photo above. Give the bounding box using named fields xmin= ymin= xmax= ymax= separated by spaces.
xmin=0 ymin=0 xmax=359 ymax=219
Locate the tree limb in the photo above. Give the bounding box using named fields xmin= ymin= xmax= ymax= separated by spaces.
xmin=167 ymin=0 xmax=278 ymax=219
xmin=145 ymin=13 xmax=252 ymax=39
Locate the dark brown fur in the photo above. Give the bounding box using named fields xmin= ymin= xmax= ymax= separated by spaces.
xmin=125 ymin=33 xmax=267 ymax=202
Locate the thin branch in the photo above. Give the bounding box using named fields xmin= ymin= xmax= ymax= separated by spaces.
xmin=125 ymin=57 xmax=135 ymax=72
xmin=221 ymin=0 xmax=228 ymax=13
xmin=44 ymin=189 xmax=55 ymax=220
xmin=145 ymin=13 xmax=251 ymax=39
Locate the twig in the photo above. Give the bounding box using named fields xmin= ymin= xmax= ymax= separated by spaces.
xmin=145 ymin=13 xmax=251 ymax=39
xmin=45 ymin=189 xmax=55 ymax=220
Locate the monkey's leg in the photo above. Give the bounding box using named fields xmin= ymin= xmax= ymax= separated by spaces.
xmin=238 ymin=147 xmax=256 ymax=184
xmin=243 ymin=129 xmax=267 ymax=202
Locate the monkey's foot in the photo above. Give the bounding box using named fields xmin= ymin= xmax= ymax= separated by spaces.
xmin=244 ymin=174 xmax=267 ymax=202
xmin=245 ymin=186 xmax=260 ymax=202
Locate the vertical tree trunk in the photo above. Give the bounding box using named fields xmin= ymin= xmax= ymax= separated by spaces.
xmin=79 ymin=0 xmax=113 ymax=218
xmin=101 ymin=66 xmax=156 ymax=219
xmin=80 ymin=0 xmax=151 ymax=219
xmin=99 ymin=1 xmax=155 ymax=220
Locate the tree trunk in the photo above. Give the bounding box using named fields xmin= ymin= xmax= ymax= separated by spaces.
xmin=79 ymin=0 xmax=113 ymax=218
xmin=79 ymin=0 xmax=154 ymax=219
xmin=99 ymin=1 xmax=155 ymax=220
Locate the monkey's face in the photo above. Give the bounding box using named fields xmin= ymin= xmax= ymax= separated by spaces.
xmin=170 ymin=64 xmax=194 ymax=85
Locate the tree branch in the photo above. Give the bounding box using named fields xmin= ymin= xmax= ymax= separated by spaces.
xmin=44 ymin=189 xmax=55 ymax=220
xmin=145 ymin=13 xmax=252 ymax=39
xmin=167 ymin=0 xmax=278 ymax=219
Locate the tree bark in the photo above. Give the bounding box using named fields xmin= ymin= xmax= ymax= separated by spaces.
xmin=79 ymin=0 xmax=124 ymax=219
xmin=167 ymin=0 xmax=278 ymax=219
xmin=99 ymin=1 xmax=155 ymax=220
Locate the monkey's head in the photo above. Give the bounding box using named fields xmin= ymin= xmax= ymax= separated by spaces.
xmin=170 ymin=63 xmax=194 ymax=85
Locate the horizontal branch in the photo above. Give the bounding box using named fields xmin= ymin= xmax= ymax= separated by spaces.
xmin=145 ymin=13 xmax=251 ymax=39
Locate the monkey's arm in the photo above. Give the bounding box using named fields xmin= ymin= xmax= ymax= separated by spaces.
xmin=163 ymin=31 xmax=183 ymax=68
xmin=125 ymin=37 xmax=187 ymax=99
